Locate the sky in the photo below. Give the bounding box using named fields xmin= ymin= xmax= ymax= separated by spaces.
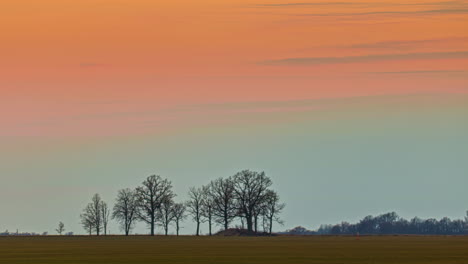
xmin=0 ymin=0 xmax=467 ymax=235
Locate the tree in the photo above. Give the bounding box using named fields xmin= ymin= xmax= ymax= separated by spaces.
xmin=287 ymin=226 xmax=315 ymax=235
xmin=172 ymin=203 xmax=186 ymax=236
xmin=113 ymin=188 xmax=138 ymax=236
xmin=135 ymin=175 xmax=174 ymax=236
xmin=201 ymin=184 xmax=215 ymax=235
xmin=91 ymin=194 xmax=103 ymax=235
xmin=209 ymin=177 xmax=237 ymax=232
xmin=357 ymin=215 xmax=377 ymax=234
xmin=262 ymin=190 xmax=285 ymax=234
xmin=100 ymin=201 xmax=110 ymax=235
xmin=80 ymin=204 xmax=95 ymax=235
xmin=187 ymin=187 xmax=205 ymax=236
xmin=80 ymin=194 xmax=103 ymax=235
xmin=465 ymin=211 xmax=468 ymax=232
xmin=232 ymin=170 xmax=272 ymax=232
xmin=56 ymin=222 xmax=65 ymax=235
xmin=158 ymin=197 xmax=175 ymax=236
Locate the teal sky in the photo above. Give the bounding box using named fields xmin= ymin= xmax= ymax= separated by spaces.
xmin=1 ymin=93 xmax=467 ymax=235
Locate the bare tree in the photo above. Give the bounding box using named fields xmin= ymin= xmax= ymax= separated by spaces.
xmin=158 ymin=197 xmax=175 ymax=236
xmin=232 ymin=170 xmax=272 ymax=233
xmin=262 ymin=190 xmax=285 ymax=235
xmin=172 ymin=203 xmax=186 ymax=236
xmin=135 ymin=175 xmax=174 ymax=236
xmin=80 ymin=194 xmax=103 ymax=235
xmin=91 ymin=194 xmax=103 ymax=235
xmin=201 ymin=185 xmax=215 ymax=235
xmin=210 ymin=177 xmax=237 ymax=231
xmin=80 ymin=204 xmax=95 ymax=235
xmin=56 ymin=222 xmax=65 ymax=235
xmin=113 ymin=188 xmax=138 ymax=236
xmin=100 ymin=201 xmax=110 ymax=235
xmin=262 ymin=213 xmax=269 ymax=233
xmin=187 ymin=187 xmax=205 ymax=236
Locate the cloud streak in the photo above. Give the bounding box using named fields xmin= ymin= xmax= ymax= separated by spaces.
xmin=261 ymin=51 xmax=468 ymax=66
xmin=253 ymin=1 xmax=466 ymax=8
xmin=254 ymin=2 xmax=354 ymax=7
xmin=348 ymin=37 xmax=468 ymax=50
xmin=296 ymin=8 xmax=468 ymax=17
xmin=367 ymin=70 xmax=467 ymax=75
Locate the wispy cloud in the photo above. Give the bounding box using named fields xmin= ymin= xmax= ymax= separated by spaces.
xmin=261 ymin=51 xmax=468 ymax=66
xmin=253 ymin=1 xmax=466 ymax=8
xmin=296 ymin=8 xmax=468 ymax=17
xmin=347 ymin=37 xmax=468 ymax=50
xmin=254 ymin=2 xmax=354 ymax=7
xmin=367 ymin=70 xmax=467 ymax=75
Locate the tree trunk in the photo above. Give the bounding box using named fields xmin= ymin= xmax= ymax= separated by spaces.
xmin=209 ymin=217 xmax=212 ymax=236
xmin=176 ymin=222 xmax=180 ymax=236
xmin=246 ymin=215 xmax=253 ymax=232
xmin=254 ymin=215 xmax=258 ymax=233
xmin=269 ymin=216 xmax=273 ymax=235
xmin=150 ymin=215 xmax=155 ymax=236
xmin=196 ymin=221 xmax=200 ymax=236
xmin=125 ymin=220 xmax=129 ymax=236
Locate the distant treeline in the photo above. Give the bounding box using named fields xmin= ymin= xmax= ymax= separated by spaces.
xmin=0 ymin=231 xmax=73 ymax=236
xmin=80 ymin=170 xmax=285 ymax=236
xmin=284 ymin=212 xmax=468 ymax=235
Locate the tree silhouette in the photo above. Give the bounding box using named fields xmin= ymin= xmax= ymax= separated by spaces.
xmin=100 ymin=201 xmax=110 ymax=235
xmin=56 ymin=222 xmax=65 ymax=235
xmin=316 ymin=212 xmax=468 ymax=235
xmin=172 ymin=203 xmax=186 ymax=236
xmin=80 ymin=206 xmax=94 ymax=235
xmin=112 ymin=188 xmax=138 ymax=236
xmin=262 ymin=190 xmax=285 ymax=234
xmin=80 ymin=194 xmax=104 ymax=235
xmin=187 ymin=187 xmax=205 ymax=236
xmin=210 ymin=177 xmax=237 ymax=232
xmin=135 ymin=175 xmax=174 ymax=236
xmin=201 ymin=184 xmax=215 ymax=235
xmin=158 ymin=197 xmax=175 ymax=236
xmin=232 ymin=170 xmax=272 ymax=233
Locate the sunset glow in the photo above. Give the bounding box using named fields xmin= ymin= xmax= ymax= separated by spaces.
xmin=1 ymin=0 xmax=467 ymax=235
xmin=1 ymin=0 xmax=467 ymax=137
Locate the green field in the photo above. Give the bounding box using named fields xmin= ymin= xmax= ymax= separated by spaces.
xmin=1 ymin=236 xmax=467 ymax=264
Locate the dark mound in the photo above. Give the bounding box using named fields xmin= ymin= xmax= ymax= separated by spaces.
xmin=215 ymin=228 xmax=274 ymax=236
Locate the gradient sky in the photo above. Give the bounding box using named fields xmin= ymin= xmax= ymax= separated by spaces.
xmin=1 ymin=0 xmax=467 ymax=235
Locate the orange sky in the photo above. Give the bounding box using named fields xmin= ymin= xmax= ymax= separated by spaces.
xmin=1 ymin=0 xmax=467 ymax=136
xmin=1 ymin=1 xmax=468 ymax=235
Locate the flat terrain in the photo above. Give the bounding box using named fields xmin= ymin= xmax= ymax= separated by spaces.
xmin=1 ymin=235 xmax=467 ymax=264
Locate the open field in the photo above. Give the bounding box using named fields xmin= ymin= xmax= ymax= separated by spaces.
xmin=1 ymin=235 xmax=468 ymax=264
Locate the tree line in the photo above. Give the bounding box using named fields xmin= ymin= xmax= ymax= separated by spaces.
xmin=285 ymin=211 xmax=468 ymax=235
xmin=80 ymin=170 xmax=285 ymax=236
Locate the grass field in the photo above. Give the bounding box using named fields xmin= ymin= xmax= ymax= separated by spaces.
xmin=1 ymin=235 xmax=467 ymax=264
